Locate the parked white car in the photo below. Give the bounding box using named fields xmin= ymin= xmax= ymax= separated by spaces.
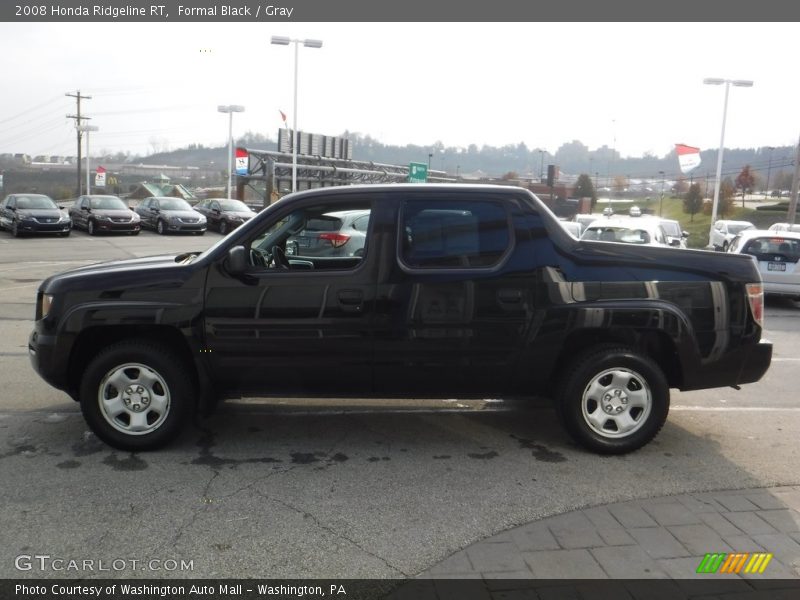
xmin=727 ymin=230 xmax=800 ymax=300
xmin=581 ymin=217 xmax=671 ymax=247
xmin=710 ymin=220 xmax=754 ymax=251
xmin=768 ymin=222 xmax=800 ymax=233
xmin=560 ymin=220 xmax=583 ymax=238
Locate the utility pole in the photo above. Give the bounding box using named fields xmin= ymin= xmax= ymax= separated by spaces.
xmin=66 ymin=90 xmax=92 ymax=196
xmin=788 ymin=134 xmax=800 ymax=225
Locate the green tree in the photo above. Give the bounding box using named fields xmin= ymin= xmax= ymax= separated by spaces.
xmin=683 ymin=183 xmax=703 ymax=222
xmin=574 ymin=173 xmax=597 ymax=207
xmin=735 ymin=165 xmax=755 ymax=207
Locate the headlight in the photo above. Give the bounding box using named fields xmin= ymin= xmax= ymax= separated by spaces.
xmin=169 ymin=216 xmax=181 ymax=223
xmin=39 ymin=293 xmax=54 ymax=319
xmin=95 ymin=214 xmax=111 ymax=221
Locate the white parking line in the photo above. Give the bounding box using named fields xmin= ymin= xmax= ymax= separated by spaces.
xmin=672 ymin=406 xmax=800 ymax=411
xmin=772 ymin=358 xmax=800 ymax=362
xmin=0 ymin=283 xmax=39 ymax=292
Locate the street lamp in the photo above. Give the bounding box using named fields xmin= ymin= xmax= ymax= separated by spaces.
xmin=658 ymin=171 xmax=665 ymax=216
xmin=271 ymin=35 xmax=323 ymax=193
xmin=427 ymin=152 xmax=433 ymax=170
xmin=539 ymin=149 xmax=546 ymax=182
xmin=764 ymin=146 xmax=775 ymax=201
xmin=76 ymin=124 xmax=98 ymax=195
xmin=217 ymin=105 xmax=245 ymax=199
xmin=703 ymin=77 xmax=753 ymax=247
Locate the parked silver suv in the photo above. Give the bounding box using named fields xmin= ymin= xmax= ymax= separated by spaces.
xmin=286 ymin=209 xmax=370 ymax=257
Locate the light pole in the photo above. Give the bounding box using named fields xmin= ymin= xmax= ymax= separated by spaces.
xmin=76 ymin=124 xmax=98 ymax=195
xmin=539 ymin=149 xmax=545 ymax=182
xmin=658 ymin=170 xmax=665 ymax=216
xmin=703 ymin=77 xmax=753 ymax=247
xmin=217 ymin=105 xmax=245 ymax=199
xmin=764 ymin=146 xmax=775 ymax=201
xmin=271 ymin=36 xmax=323 ymax=193
xmin=427 ymin=153 xmax=433 ymax=170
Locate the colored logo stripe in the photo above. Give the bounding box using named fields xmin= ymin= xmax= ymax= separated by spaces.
xmin=697 ymin=552 xmax=773 ymax=574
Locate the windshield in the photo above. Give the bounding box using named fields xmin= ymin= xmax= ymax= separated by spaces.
xmin=729 ymin=223 xmax=754 ymax=235
xmin=159 ymin=198 xmax=192 ymax=211
xmin=218 ymin=200 xmax=250 ymax=212
xmin=90 ymin=196 xmax=127 ymax=210
xmin=660 ymin=222 xmax=681 ymax=237
xmin=17 ymin=195 xmax=57 ymax=209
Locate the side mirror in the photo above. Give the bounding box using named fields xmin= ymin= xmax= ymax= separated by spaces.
xmin=226 ymin=245 xmax=248 ymax=275
xmin=681 ymin=230 xmax=690 ymax=238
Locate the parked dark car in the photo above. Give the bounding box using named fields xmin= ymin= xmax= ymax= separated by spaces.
xmin=69 ymin=195 xmax=141 ymax=235
xmin=0 ymin=193 xmax=71 ymax=237
xmin=134 ymin=196 xmax=206 ymax=235
xmin=192 ymin=198 xmax=256 ymax=235
xmin=285 ymin=209 xmax=370 ymax=257
xmin=29 ymin=185 xmax=771 ymax=454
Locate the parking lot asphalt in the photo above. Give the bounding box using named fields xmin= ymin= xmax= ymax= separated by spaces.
xmin=1 ymin=229 xmax=799 ymax=586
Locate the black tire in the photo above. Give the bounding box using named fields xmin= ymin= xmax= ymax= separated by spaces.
xmin=156 ymin=220 xmax=166 ymax=235
xmin=722 ymin=241 xmax=729 ymax=252
xmin=79 ymin=340 xmax=195 ymax=451
xmin=556 ymin=345 xmax=669 ymax=454
xmin=87 ymin=219 xmax=96 ymax=236
xmin=219 ymin=220 xmax=228 ymax=235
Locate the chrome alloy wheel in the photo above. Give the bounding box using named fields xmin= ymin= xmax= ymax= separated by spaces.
xmin=580 ymin=367 xmax=652 ymax=438
xmin=98 ymin=362 xmax=171 ymax=435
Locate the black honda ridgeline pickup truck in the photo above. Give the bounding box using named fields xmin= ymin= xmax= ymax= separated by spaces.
xmin=28 ymin=185 xmax=772 ymax=454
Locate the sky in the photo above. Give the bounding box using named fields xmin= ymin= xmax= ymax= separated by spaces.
xmin=1 ymin=22 xmax=798 ymax=161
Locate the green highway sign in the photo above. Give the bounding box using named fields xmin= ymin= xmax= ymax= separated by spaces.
xmin=408 ymin=162 xmax=428 ymax=183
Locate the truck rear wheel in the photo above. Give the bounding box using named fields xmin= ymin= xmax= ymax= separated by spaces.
xmin=557 ymin=345 xmax=669 ymax=454
xmin=79 ymin=340 xmax=194 ymax=451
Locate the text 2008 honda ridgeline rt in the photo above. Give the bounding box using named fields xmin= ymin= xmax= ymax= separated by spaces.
xmin=28 ymin=185 xmax=772 ymax=453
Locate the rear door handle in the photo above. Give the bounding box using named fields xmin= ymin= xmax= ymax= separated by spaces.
xmin=497 ymin=289 xmax=523 ymax=304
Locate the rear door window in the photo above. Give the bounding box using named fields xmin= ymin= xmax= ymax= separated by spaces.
xmin=400 ymin=198 xmax=511 ymax=269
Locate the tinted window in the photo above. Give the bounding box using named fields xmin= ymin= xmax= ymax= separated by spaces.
xmin=16 ymin=195 xmax=57 ymax=209
xmin=218 ymin=200 xmax=249 ymax=212
xmin=90 ymin=196 xmax=126 ymax=210
xmin=159 ymin=198 xmax=191 ymax=211
xmin=401 ymin=199 xmax=510 ymax=268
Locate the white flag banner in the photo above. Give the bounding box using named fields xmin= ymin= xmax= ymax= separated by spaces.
xmin=676 ymin=144 xmax=702 ymax=174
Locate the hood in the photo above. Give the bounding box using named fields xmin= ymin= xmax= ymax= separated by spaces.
xmin=39 ymin=254 xmax=195 ymax=294
xmin=227 ymin=211 xmax=255 ymax=219
xmin=18 ymin=209 xmax=65 ymax=219
xmin=162 ymin=209 xmax=205 ymax=220
xmin=88 ymin=209 xmax=137 ymax=219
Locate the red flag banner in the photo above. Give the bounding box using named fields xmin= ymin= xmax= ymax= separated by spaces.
xmin=235 ymin=147 xmax=248 ymax=175
xmin=676 ymin=144 xmax=702 ymax=174
xmin=279 ymin=110 xmax=287 ymax=123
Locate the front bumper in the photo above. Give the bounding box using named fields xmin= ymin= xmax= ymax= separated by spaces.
xmin=18 ymin=221 xmax=71 ymax=234
xmin=94 ymin=220 xmax=141 ymax=233
xmin=28 ymin=327 xmax=71 ymax=395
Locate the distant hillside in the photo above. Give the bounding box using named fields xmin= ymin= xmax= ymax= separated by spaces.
xmin=138 ymin=131 xmax=796 ymax=186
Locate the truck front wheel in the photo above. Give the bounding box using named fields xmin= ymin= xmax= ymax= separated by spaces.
xmin=79 ymin=341 xmax=194 ymax=451
xmin=557 ymin=345 xmax=669 ymax=454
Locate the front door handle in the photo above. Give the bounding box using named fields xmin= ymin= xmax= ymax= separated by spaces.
xmin=338 ymin=289 xmax=364 ymax=313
